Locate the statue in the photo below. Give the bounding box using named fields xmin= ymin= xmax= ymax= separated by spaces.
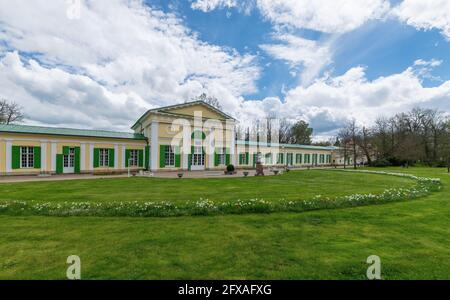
xmin=255 ymin=162 xmax=264 ymax=176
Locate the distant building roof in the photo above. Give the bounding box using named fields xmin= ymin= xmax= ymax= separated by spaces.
xmin=0 ymin=124 xmax=147 ymax=140
xmin=237 ymin=140 xmax=337 ymax=151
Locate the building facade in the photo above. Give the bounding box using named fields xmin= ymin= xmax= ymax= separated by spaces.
xmin=0 ymin=101 xmax=337 ymax=176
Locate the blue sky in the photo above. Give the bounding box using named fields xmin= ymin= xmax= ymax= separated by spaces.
xmin=0 ymin=0 xmax=449 ymax=139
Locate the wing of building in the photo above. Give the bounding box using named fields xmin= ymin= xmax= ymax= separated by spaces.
xmin=0 ymin=101 xmax=340 ymax=176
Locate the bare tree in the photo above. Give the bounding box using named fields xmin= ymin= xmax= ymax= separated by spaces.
xmin=0 ymin=99 xmax=24 ymax=124
xmin=357 ymin=126 xmax=373 ymax=165
xmin=337 ymin=126 xmax=352 ymax=169
xmin=191 ymin=93 xmax=222 ymax=110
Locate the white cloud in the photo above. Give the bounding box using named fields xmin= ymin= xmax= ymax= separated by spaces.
xmin=232 ymin=60 xmax=450 ymax=138
xmin=191 ymin=0 xmax=238 ymax=12
xmin=260 ymin=34 xmax=333 ymax=86
xmin=280 ymin=64 xmax=450 ymax=136
xmin=192 ymin=0 xmax=390 ymax=33
xmin=392 ymin=0 xmax=450 ymax=40
xmin=0 ymin=0 xmax=260 ymax=129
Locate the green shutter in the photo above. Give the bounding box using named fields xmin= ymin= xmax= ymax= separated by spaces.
xmin=188 ymin=146 xmax=194 ymax=170
xmin=63 ymin=146 xmax=69 ymax=155
xmin=138 ymin=150 xmax=144 ymax=167
xmin=93 ymin=148 xmax=100 ymax=168
xmin=109 ymin=148 xmax=115 ymax=168
xmin=160 ymin=145 xmax=166 ymax=168
xmin=214 ymin=151 xmax=219 ymax=166
xmin=74 ymin=147 xmax=80 ymax=173
xmin=56 ymin=154 xmax=63 ymax=174
xmin=12 ymin=146 xmax=20 ymax=169
xmin=33 ymin=147 xmax=41 ymax=169
xmin=175 ymin=146 xmax=181 ymax=168
xmin=145 ymin=146 xmax=150 ymax=170
xmin=125 ymin=149 xmax=130 ymax=168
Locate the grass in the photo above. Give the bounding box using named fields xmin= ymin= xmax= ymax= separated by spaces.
xmin=0 ymin=168 xmax=449 ymax=279
xmin=0 ymin=169 xmax=416 ymax=204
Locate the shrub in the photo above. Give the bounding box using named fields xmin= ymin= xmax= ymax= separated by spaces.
xmin=370 ymin=159 xmax=392 ymax=167
xmin=226 ymin=164 xmax=235 ymax=172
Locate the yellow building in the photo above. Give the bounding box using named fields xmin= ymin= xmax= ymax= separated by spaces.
xmin=0 ymin=101 xmax=337 ymax=176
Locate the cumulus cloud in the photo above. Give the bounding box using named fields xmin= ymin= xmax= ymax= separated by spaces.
xmin=0 ymin=0 xmax=260 ymax=129
xmin=230 ymin=60 xmax=450 ymax=139
xmin=192 ymin=0 xmax=390 ymax=33
xmin=392 ymin=0 xmax=450 ymax=40
xmin=260 ymin=34 xmax=333 ymax=86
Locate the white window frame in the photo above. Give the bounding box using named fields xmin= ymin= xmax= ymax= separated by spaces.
xmin=129 ymin=150 xmax=139 ymax=167
xmin=21 ymin=146 xmax=34 ymax=168
xmin=192 ymin=146 xmax=204 ymax=166
xmin=165 ymin=146 xmax=175 ymax=167
xmin=217 ymin=148 xmax=225 ymax=165
xmin=99 ymin=149 xmax=109 ymax=167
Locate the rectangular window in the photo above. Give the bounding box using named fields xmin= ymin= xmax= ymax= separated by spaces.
xmin=192 ymin=146 xmax=204 ymax=166
xmin=265 ymin=153 xmax=272 ymax=165
xmin=320 ymin=154 xmax=325 ymax=164
xmin=239 ymin=153 xmax=248 ymax=165
xmin=217 ymin=148 xmax=225 ymax=165
xmin=21 ymin=147 xmax=34 ymax=168
xmin=99 ymin=149 xmax=109 ymax=167
xmin=304 ymin=154 xmax=310 ymax=164
xmin=165 ymin=146 xmax=175 ymax=166
xmin=277 ymin=153 xmax=284 ymax=164
xmin=296 ymin=153 xmax=302 ymax=164
xmin=128 ymin=150 xmax=139 ymax=167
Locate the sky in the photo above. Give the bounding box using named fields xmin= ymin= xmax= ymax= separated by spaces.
xmin=0 ymin=0 xmax=449 ymax=140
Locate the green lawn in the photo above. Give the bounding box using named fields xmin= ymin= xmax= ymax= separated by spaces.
xmin=0 ymin=170 xmax=416 ymax=204
xmin=0 ymin=168 xmax=449 ymax=279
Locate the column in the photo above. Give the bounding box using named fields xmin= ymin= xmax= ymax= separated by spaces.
xmin=121 ymin=144 xmax=126 ymax=169
xmin=40 ymin=142 xmax=47 ymax=172
xmin=150 ymin=121 xmax=159 ymax=171
xmin=5 ymin=140 xmax=12 ymax=173
xmin=230 ymin=126 xmax=236 ymax=166
xmin=51 ymin=142 xmax=57 ymax=172
xmin=114 ymin=144 xmax=119 ymax=169
xmin=208 ymin=128 xmax=215 ymax=169
xmin=80 ymin=143 xmax=86 ymax=171
xmin=89 ymin=143 xmax=94 ymax=170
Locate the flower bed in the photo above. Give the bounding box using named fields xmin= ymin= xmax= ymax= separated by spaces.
xmin=0 ymin=170 xmax=441 ymax=217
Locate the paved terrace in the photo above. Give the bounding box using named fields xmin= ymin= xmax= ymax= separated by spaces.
xmin=0 ymin=167 xmax=341 ymax=183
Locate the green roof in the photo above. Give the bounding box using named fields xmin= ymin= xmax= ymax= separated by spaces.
xmin=0 ymin=124 xmax=147 ymax=140
xmin=237 ymin=140 xmax=336 ymax=151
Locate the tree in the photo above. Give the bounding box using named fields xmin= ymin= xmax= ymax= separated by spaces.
xmin=357 ymin=126 xmax=373 ymax=165
xmin=337 ymin=126 xmax=352 ymax=169
xmin=290 ymin=120 xmax=313 ymax=145
xmin=191 ymin=93 xmax=222 ymax=110
xmin=0 ymin=99 xmax=24 ymax=124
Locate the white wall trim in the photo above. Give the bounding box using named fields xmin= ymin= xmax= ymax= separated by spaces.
xmin=89 ymin=143 xmax=94 ymax=170
xmin=114 ymin=144 xmax=119 ymax=169
xmin=51 ymin=142 xmax=57 ymax=172
xmin=150 ymin=121 xmax=159 ymax=171
xmin=80 ymin=143 xmax=86 ymax=171
xmin=5 ymin=140 xmax=12 ymax=173
xmin=121 ymin=144 xmax=126 ymax=169
xmin=40 ymin=142 xmax=47 ymax=172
